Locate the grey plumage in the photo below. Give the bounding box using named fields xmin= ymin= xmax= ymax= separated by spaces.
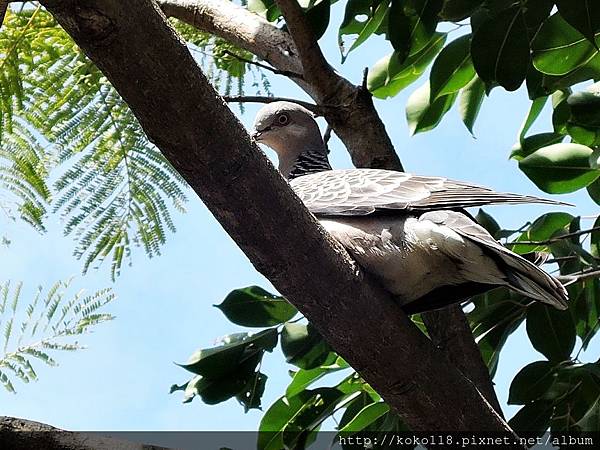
xmin=252 ymin=101 xmax=569 ymax=313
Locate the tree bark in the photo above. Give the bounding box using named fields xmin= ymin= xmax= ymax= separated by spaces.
xmin=38 ymin=0 xmax=512 ymax=433
xmin=0 ymin=417 xmax=166 ymax=450
xmin=157 ymin=0 xmax=501 ymax=415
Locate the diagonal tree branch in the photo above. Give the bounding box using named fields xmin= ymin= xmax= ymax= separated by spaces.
xmin=39 ymin=0 xmax=514 ymax=433
xmin=273 ymin=0 xmax=337 ymax=89
xmin=161 ymin=0 xmax=500 ymax=416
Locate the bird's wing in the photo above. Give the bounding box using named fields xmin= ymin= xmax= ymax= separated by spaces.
xmin=290 ymin=169 xmax=569 ymax=215
xmin=420 ymin=210 xmax=568 ymax=310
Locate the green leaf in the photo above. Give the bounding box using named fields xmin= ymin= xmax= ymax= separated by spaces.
xmin=519 ymin=96 xmax=548 ymax=143
xmin=478 ymin=309 xmax=525 ymax=378
xmin=526 ymin=303 xmax=576 ymax=362
xmin=258 ymin=388 xmax=347 ymax=450
xmin=179 ymin=329 xmax=278 ymax=377
xmin=439 ymin=0 xmax=483 ymax=22
xmin=338 ymin=402 xmax=390 ymax=433
xmin=518 ymin=143 xmax=600 ymax=194
xmin=368 ymin=32 xmax=447 ymax=98
xmin=339 ymin=0 xmax=389 ymax=61
xmin=215 ymin=286 xmax=297 ymax=327
xmin=588 ymin=178 xmax=600 ymax=206
xmin=388 ymin=0 xmax=443 ymax=64
xmin=532 ymin=13 xmax=600 ymax=76
xmin=508 ymin=361 xmax=556 ymax=405
xmin=286 ymin=355 xmax=349 ymax=398
xmin=305 ymin=0 xmax=331 ymax=40
xmin=471 ymin=5 xmax=530 ymax=91
xmin=475 ymin=209 xmax=500 ymax=239
xmin=281 ymin=323 xmax=332 ymax=369
xmin=510 ymin=132 xmax=565 ymax=161
xmin=556 ymin=0 xmax=600 ymax=48
xmin=510 ymin=212 xmax=574 ymax=255
xmin=406 ymin=82 xmax=457 ymax=135
xmin=458 ymin=75 xmax=485 ymax=135
xmin=592 ymin=216 xmax=600 ymax=257
xmin=509 ymin=400 xmax=553 ymax=434
xmin=236 ymin=371 xmax=268 ymax=412
xmin=576 ymin=397 xmax=600 ymax=431
xmin=430 ymin=34 xmax=475 ymax=100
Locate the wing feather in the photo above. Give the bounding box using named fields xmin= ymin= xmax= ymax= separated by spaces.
xmin=290 ymin=169 xmax=569 ymax=216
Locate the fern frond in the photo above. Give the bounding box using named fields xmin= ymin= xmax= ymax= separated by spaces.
xmin=0 ymin=279 xmax=115 ymax=392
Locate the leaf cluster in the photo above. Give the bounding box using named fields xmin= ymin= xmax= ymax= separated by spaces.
xmin=0 ymin=278 xmax=115 ymax=393
xmin=172 ymin=286 xmax=406 ymax=447
xmin=0 ymin=6 xmax=270 ymax=279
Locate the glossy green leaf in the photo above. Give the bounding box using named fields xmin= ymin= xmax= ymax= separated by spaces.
xmin=286 ymin=355 xmax=349 ymax=398
xmin=179 ymin=329 xmax=278 ymax=377
xmin=592 ymin=217 xmax=600 ymax=257
xmin=508 ymin=361 xmax=556 ymax=405
xmin=588 ymin=178 xmax=600 ymax=206
xmin=471 ymin=6 xmax=530 ymax=91
xmin=510 ymin=132 xmax=565 ymax=161
xmin=406 ymin=82 xmax=457 ymax=135
xmin=576 ymin=397 xmax=600 ymax=431
xmin=258 ymin=388 xmax=352 ymax=450
xmin=509 ymin=400 xmax=553 ymax=434
xmin=281 ymin=323 xmax=332 ymax=369
xmin=479 ymin=314 xmax=525 ymax=378
xmin=388 ymin=0 xmax=443 ymax=63
xmin=511 ymin=212 xmax=574 ymax=254
xmin=475 ymin=209 xmax=500 ymax=239
xmin=339 ymin=0 xmax=389 ymax=61
xmin=518 ymin=143 xmax=600 ymax=194
xmin=458 ymin=75 xmax=485 ymax=135
xmin=236 ymin=371 xmax=268 ymax=412
xmin=533 ymin=13 xmax=600 ymax=76
xmin=338 ymin=402 xmax=390 ymax=433
xmin=430 ymin=34 xmax=475 ymax=100
xmin=439 ymin=0 xmax=483 ymax=21
xmin=215 ymin=286 xmax=297 ymax=327
xmin=305 ymin=0 xmax=331 ymax=40
xmin=368 ymin=33 xmax=447 ymax=98
xmin=526 ymin=303 xmax=576 ymax=362
xmin=519 ymin=96 xmax=548 ymax=142
xmin=556 ymin=0 xmax=600 ymax=48
xmin=342 ymin=0 xmax=388 ymax=61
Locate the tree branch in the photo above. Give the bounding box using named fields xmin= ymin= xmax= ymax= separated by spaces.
xmin=221 ymin=49 xmax=304 ymax=80
xmin=273 ymin=0 xmax=336 ymax=88
xmin=222 ymin=95 xmax=321 ymax=114
xmin=0 ymin=1 xmax=9 ymax=30
xmin=0 ymin=416 xmax=170 ymax=450
xmin=161 ymin=0 xmax=500 ymax=417
xmin=40 ymin=0 xmax=514 ymax=433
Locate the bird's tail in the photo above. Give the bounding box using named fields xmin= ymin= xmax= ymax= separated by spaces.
xmin=492 ymin=249 xmax=568 ymax=310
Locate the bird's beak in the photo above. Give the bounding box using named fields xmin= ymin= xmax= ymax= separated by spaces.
xmin=251 ymin=130 xmax=263 ymax=141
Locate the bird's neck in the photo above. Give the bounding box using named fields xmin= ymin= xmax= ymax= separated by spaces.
xmin=283 ymin=146 xmax=332 ymax=180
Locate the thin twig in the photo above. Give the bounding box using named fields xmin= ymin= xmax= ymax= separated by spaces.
xmin=557 ymin=268 xmax=600 ymax=285
xmin=505 ymin=226 xmax=600 ymax=247
xmin=221 ymin=49 xmax=304 ymax=80
xmin=222 ymin=95 xmax=323 ymax=114
xmin=361 ymin=67 xmax=369 ymax=91
xmin=323 ymin=124 xmax=333 ymax=149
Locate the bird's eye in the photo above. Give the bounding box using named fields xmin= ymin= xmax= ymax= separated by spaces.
xmin=277 ymin=113 xmax=289 ymax=125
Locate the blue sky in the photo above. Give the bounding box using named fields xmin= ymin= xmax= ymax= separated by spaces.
xmin=1 ymin=2 xmax=599 ymax=436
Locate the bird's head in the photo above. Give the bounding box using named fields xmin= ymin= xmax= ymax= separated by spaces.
xmin=252 ymin=101 xmax=325 ymax=160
